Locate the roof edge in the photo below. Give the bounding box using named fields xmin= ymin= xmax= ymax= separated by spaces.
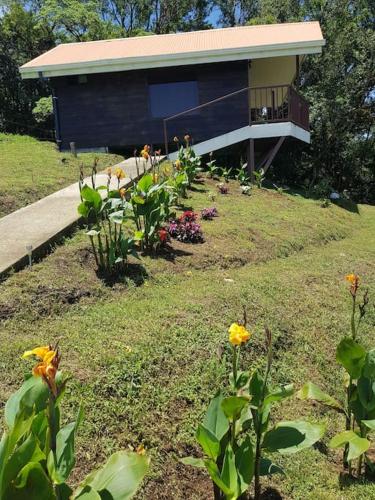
xmin=20 ymin=39 xmax=325 ymax=79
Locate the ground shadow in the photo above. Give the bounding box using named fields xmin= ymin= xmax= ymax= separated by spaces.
xmin=147 ymin=244 xmax=193 ymax=262
xmin=259 ymin=487 xmax=283 ymax=499
xmin=266 ymin=182 xmax=360 ymax=214
xmin=97 ymin=262 xmax=148 ymax=287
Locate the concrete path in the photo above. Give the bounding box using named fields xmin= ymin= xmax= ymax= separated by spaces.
xmin=0 ymin=157 xmax=152 ymax=276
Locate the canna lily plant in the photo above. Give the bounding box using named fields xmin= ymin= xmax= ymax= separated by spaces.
xmin=0 ymin=345 xmax=149 ymax=499
xmin=298 ymin=274 xmax=372 ymax=476
xmin=182 ymin=313 xmax=325 ymax=499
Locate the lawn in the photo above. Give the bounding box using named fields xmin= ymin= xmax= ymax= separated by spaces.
xmin=0 ymin=167 xmax=374 ymax=497
xmin=0 ymin=133 xmax=124 ymax=217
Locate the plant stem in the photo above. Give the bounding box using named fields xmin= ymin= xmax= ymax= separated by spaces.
xmin=89 ymin=235 xmax=99 ymax=267
xmin=48 ymin=394 xmax=61 ymax=500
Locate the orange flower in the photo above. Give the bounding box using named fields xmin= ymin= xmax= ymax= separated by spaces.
xmin=184 ymin=134 xmax=190 ymax=143
xmin=119 ymin=187 xmax=126 ymax=199
xmin=141 ymin=150 xmax=149 ymax=161
xmin=173 ymin=136 xmax=179 ymax=143
xmin=23 ymin=344 xmax=60 ymax=396
xmin=105 ymin=167 xmax=112 ymax=177
xmin=346 ymin=273 xmax=360 ymax=296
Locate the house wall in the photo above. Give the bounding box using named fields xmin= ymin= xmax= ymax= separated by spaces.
xmin=51 ymin=61 xmax=250 ymax=151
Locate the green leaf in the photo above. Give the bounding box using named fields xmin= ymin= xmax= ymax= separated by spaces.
xmin=78 ymin=202 xmax=89 ymax=218
xmin=221 ymin=397 xmax=248 ymax=421
xmin=48 ymin=406 xmax=84 ymax=483
xmin=362 ymin=419 xmax=375 ymax=431
xmin=262 ymin=420 xmax=325 ymax=454
xmin=203 ymin=392 xmax=229 ymax=442
xmin=9 ymin=462 xmax=55 ymax=500
xmin=5 ymin=376 xmax=49 ymax=429
xmin=180 ymin=457 xmax=205 ymax=468
xmin=297 ymin=382 xmax=345 ymax=413
xmin=196 ymin=425 xmax=220 ymax=460
xmin=357 ymin=377 xmax=375 ymax=411
xmin=73 ymin=451 xmax=149 ymax=500
xmin=80 ymin=185 xmax=102 ymax=210
xmin=336 ymin=338 xmax=366 ymax=379
xmin=248 ymin=370 xmax=265 ymax=407
xmin=137 ymin=174 xmax=153 ymax=193
xmin=1 ymin=433 xmax=45 ymax=493
xmin=259 ymin=458 xmax=285 ymax=476
xmin=263 ymin=384 xmax=294 ymax=407
xmin=235 ymin=436 xmax=254 ymax=495
xmin=203 ymin=459 xmax=233 ymax=497
xmin=330 ymin=431 xmax=370 ymax=461
xmin=221 ymin=444 xmax=238 ymax=499
xmin=363 ymin=350 xmax=375 ymax=379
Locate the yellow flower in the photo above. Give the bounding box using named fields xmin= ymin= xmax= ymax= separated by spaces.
xmin=175 ymin=159 xmax=182 ymax=170
xmin=115 ymin=167 xmax=125 ymax=180
xmin=106 ymin=167 xmax=112 ymax=176
xmin=228 ymin=323 xmax=251 ymax=346
xmin=345 ymin=273 xmax=358 ymax=284
xmin=136 ymin=444 xmax=146 ymax=456
xmin=141 ymin=150 xmax=149 ymax=161
xmin=119 ymin=187 xmax=126 ymax=199
xmin=22 ymin=344 xmax=60 ymax=396
xmin=152 ymin=173 xmax=158 ymax=183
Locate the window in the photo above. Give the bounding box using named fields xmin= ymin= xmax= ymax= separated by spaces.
xmin=148 ymin=80 xmax=199 ymax=118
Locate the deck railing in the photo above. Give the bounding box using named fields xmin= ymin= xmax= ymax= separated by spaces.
xmin=163 ymin=84 xmax=309 ymax=155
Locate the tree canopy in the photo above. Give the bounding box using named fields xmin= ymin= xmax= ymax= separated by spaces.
xmin=0 ymin=0 xmax=374 ymax=201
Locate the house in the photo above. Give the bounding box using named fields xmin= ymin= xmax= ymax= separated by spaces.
xmin=20 ymin=22 xmax=325 ymax=171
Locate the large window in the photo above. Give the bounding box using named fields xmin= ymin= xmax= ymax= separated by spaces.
xmin=148 ymin=80 xmax=199 ymax=118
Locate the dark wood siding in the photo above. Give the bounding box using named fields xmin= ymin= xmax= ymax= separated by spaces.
xmin=52 ymin=61 xmax=249 ymax=150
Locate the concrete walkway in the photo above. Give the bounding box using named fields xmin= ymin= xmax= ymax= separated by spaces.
xmin=0 ymin=158 xmax=151 ymax=276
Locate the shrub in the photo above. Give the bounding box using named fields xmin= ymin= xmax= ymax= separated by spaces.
xmin=201 ymin=207 xmax=218 ymax=220
xmin=0 ymin=345 xmax=149 ymax=499
xmin=168 ymin=211 xmax=204 ymax=243
xmin=175 ymin=135 xmax=202 ymax=186
xmin=182 ymin=314 xmax=325 ymax=499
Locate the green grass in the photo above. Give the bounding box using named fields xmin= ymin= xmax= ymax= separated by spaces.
xmin=0 ymin=173 xmax=374 ymax=499
xmin=0 ymin=133 xmax=124 ymax=217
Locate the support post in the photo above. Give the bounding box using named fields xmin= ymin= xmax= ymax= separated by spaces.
xmin=51 ymin=90 xmax=62 ymax=151
xmin=163 ymin=119 xmax=169 ymax=157
xmin=247 ymin=138 xmax=255 ymax=179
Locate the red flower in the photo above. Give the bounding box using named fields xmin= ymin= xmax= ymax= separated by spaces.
xmin=158 ymin=228 xmax=168 ymax=244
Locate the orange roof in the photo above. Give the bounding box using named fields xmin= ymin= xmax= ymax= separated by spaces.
xmin=20 ymin=22 xmax=324 ymax=79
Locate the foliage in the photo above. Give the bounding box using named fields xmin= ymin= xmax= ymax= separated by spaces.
xmin=206 ymin=152 xmax=220 ymax=178
xmin=182 ymin=318 xmax=325 ymax=499
xmin=78 ymin=165 xmax=141 ymax=273
xmin=298 ymin=274 xmax=373 ymax=476
xmin=176 ymin=136 xmax=202 ymax=186
xmin=130 ymin=172 xmax=173 ymax=251
xmin=0 ymin=344 xmax=149 ymax=499
xmin=253 ymin=169 xmax=265 ymax=189
xmin=168 ymin=211 xmax=204 ymax=243
xmin=201 ymin=207 xmax=218 ymax=220
xmin=32 ymin=96 xmax=53 ymax=127
xmin=236 ymin=166 xmax=250 ymax=186
xmin=220 ymin=166 xmax=233 ymax=183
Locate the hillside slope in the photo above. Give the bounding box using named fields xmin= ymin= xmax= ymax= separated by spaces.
xmin=0 ymin=178 xmax=374 ymax=499
xmin=0 ymin=134 xmax=123 ymax=217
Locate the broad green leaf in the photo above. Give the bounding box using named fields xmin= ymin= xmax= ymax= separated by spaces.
xmin=196 ymin=425 xmax=220 ymax=460
xmin=180 ymin=456 xmax=205 ymax=468
xmin=262 ymin=420 xmax=325 ymax=454
xmin=5 ymin=376 xmax=49 ymax=429
xmin=363 ymin=350 xmax=375 ymax=379
xmin=203 ymin=459 xmax=233 ymax=497
xmin=297 ymin=382 xmax=344 ymax=413
xmin=73 ymin=451 xmax=149 ymax=500
xmin=235 ymin=436 xmax=254 ymax=494
xmin=357 ymin=377 xmax=375 ymax=411
xmin=221 ymin=444 xmax=238 ymax=499
xmin=248 ymin=370 xmax=265 ymax=407
xmin=137 ymin=174 xmax=153 ymax=193
xmin=78 ymin=202 xmax=89 ymax=218
xmin=259 ymin=457 xmax=285 ymax=476
xmin=336 ymin=338 xmax=366 ymax=379
xmin=48 ymin=406 xmax=84 ymax=483
xmin=263 ymin=384 xmax=294 ymax=407
xmin=362 ymin=419 xmax=375 ymax=431
xmin=221 ymin=397 xmax=248 ymax=421
xmin=72 ymin=486 xmax=101 ymax=500
xmin=80 ymin=185 xmax=102 ymax=210
xmin=330 ymin=430 xmax=370 ymax=461
xmin=203 ymin=392 xmax=229 ymax=442
xmin=1 ymin=433 xmax=45 ymax=493
xmin=10 ymin=462 xmax=55 ymax=500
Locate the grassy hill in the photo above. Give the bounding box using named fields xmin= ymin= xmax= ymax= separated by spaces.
xmin=0 ymin=145 xmax=374 ymax=498
xmin=0 ymin=134 xmax=123 ymax=217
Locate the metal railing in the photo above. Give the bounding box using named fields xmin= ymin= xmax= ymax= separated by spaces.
xmin=163 ymin=84 xmax=309 ymax=155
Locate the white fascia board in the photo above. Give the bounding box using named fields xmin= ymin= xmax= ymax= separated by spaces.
xmin=20 ymin=39 xmax=325 ymax=79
